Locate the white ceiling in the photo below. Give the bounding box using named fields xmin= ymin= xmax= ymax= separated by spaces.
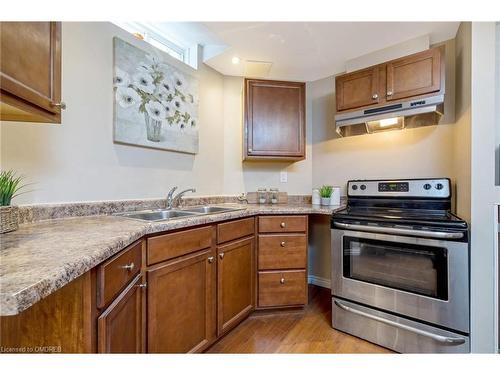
xmin=200 ymin=22 xmax=460 ymax=82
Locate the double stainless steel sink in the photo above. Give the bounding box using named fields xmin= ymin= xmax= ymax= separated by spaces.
xmin=114 ymin=205 xmax=244 ymax=222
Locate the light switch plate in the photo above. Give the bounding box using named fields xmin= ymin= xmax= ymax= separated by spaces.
xmin=280 ymin=171 xmax=288 ymax=183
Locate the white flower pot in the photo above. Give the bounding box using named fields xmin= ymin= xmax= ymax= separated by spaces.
xmin=320 ymin=197 xmax=331 ymax=206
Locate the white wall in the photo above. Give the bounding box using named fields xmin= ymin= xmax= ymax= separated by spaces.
xmin=0 ymin=22 xmax=312 ymax=204
xmin=311 ymin=39 xmax=456 ymax=196
xmin=469 ymin=22 xmax=500 ymax=353
xmin=1 ymin=22 xmax=225 ymax=204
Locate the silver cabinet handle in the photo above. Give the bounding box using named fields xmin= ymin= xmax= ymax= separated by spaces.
xmin=219 ymin=253 xmax=224 ymax=260
xmin=280 ymin=277 xmax=285 ymax=284
xmin=280 ymin=241 xmax=286 ymax=247
xmin=137 ymin=283 xmax=147 ymax=289
xmin=208 ymin=256 xmax=214 ymax=263
xmin=334 ymin=300 xmax=466 ymax=345
xmin=51 ymin=102 xmax=66 ymax=110
xmin=386 ymin=91 xmax=393 ymax=96
xmin=372 ymin=94 xmax=378 ymax=99
xmin=280 ymin=222 xmax=286 ymax=228
xmin=333 ymin=222 xmax=464 ymax=239
xmin=121 ymin=262 xmax=135 ymax=270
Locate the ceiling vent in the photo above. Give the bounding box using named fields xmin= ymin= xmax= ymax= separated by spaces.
xmin=244 ymin=60 xmax=273 ymax=78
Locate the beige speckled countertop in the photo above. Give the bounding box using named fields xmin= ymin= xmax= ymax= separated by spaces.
xmin=0 ymin=203 xmax=344 ymax=316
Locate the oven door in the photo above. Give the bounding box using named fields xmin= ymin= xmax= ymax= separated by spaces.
xmin=331 ymin=225 xmax=469 ymax=333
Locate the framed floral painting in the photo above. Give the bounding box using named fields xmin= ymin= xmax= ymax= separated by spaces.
xmin=113 ymin=37 xmax=199 ymax=154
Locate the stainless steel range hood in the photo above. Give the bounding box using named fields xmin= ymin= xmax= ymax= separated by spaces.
xmin=335 ymin=94 xmax=444 ymax=137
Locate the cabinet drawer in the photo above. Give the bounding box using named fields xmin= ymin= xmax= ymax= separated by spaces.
xmin=258 ymin=215 xmax=307 ymax=233
xmin=97 ymin=240 xmax=142 ymax=308
xmin=217 ymin=217 xmax=255 ymax=244
xmin=258 ymin=234 xmax=307 ymax=270
xmin=147 ymin=226 xmax=213 ymax=265
xmin=258 ymin=270 xmax=307 ymax=307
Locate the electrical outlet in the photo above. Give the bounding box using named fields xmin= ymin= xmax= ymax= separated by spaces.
xmin=280 ymin=171 xmax=288 ymax=183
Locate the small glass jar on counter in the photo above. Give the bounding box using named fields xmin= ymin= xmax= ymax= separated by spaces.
xmin=269 ymin=188 xmax=279 ymax=204
xmin=257 ymin=188 xmax=267 ymax=204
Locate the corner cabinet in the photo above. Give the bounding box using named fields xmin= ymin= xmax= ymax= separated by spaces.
xmin=0 ymin=22 xmax=63 ymax=123
xmin=335 ymin=46 xmax=444 ymax=113
xmin=244 ymin=79 xmax=306 ymax=161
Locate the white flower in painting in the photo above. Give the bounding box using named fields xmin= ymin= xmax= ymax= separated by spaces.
xmin=133 ymin=72 xmax=155 ymax=93
xmin=172 ymin=98 xmax=185 ymax=114
xmin=172 ymin=72 xmax=185 ymax=89
xmin=145 ymin=101 xmax=167 ymax=121
xmin=114 ymin=67 xmax=130 ymax=87
xmin=116 ymin=87 xmax=140 ymax=109
xmin=159 ymin=79 xmax=174 ymax=95
xmin=162 ymin=101 xmax=174 ymax=118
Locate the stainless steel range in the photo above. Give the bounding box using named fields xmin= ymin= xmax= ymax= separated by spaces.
xmin=331 ymin=178 xmax=469 ymax=353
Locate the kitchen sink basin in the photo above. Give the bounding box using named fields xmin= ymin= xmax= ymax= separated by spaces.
xmin=114 ymin=205 xmax=245 ymax=222
xmin=115 ymin=209 xmax=199 ymax=222
xmin=180 ymin=206 xmax=242 ymax=214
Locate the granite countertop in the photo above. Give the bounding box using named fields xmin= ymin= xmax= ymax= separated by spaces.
xmin=0 ymin=203 xmax=344 ymax=316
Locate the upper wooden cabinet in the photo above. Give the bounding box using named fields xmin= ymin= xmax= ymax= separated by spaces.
xmin=336 ymin=66 xmax=381 ymax=111
xmin=0 ymin=22 xmax=63 ymax=123
xmin=244 ymin=78 xmax=306 ymax=161
xmin=335 ymin=46 xmax=444 ymax=113
xmin=385 ymin=48 xmax=441 ymax=101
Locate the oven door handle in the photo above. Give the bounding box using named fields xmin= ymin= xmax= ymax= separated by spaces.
xmin=334 ymin=300 xmax=466 ymax=345
xmin=333 ymin=222 xmax=464 ymax=239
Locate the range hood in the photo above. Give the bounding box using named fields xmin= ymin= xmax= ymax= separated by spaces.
xmin=334 ymin=94 xmax=444 ymax=137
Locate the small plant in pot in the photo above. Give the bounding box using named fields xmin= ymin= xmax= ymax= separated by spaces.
xmin=0 ymin=170 xmax=28 ymax=234
xmin=319 ymin=185 xmax=333 ymax=206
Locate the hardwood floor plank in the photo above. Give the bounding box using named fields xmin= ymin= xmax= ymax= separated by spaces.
xmin=207 ymin=285 xmax=392 ymax=354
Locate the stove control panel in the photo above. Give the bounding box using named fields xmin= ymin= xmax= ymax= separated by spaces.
xmin=348 ymin=178 xmax=451 ymax=198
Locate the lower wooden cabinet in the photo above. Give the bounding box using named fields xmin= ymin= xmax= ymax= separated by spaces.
xmin=147 ymin=247 xmax=216 ymax=353
xmin=217 ymin=236 xmax=255 ymax=336
xmin=97 ymin=274 xmax=146 ymax=353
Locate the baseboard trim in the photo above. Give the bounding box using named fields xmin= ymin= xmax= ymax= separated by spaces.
xmin=308 ymin=275 xmax=331 ymax=289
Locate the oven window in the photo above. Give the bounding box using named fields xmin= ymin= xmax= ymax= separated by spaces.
xmin=343 ymin=236 xmax=448 ymax=300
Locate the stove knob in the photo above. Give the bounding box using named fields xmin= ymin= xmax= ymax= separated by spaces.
xmin=435 ymin=183 xmax=444 ymax=190
xmin=360 ymin=184 xmax=366 ymax=191
xmin=352 ymin=184 xmax=358 ymax=191
xmin=423 ymin=183 xmax=432 ymax=190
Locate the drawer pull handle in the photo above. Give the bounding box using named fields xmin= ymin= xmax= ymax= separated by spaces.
xmin=280 ymin=241 xmax=286 ymax=247
xmin=219 ymin=253 xmax=225 ymax=260
xmin=280 ymin=222 xmax=286 ymax=228
xmin=121 ymin=262 xmax=135 ymax=270
xmin=208 ymin=256 xmax=214 ymax=263
xmin=137 ymin=283 xmax=147 ymax=289
xmin=280 ymin=277 xmax=285 ymax=284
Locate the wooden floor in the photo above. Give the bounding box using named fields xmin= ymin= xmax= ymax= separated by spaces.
xmin=207 ymin=285 xmax=393 ymax=354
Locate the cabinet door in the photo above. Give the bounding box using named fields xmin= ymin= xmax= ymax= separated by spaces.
xmin=336 ymin=66 xmax=380 ymax=111
xmin=97 ymin=274 xmax=145 ymax=353
xmin=244 ymin=79 xmax=305 ymax=160
xmin=386 ymin=47 xmax=442 ymax=101
xmin=0 ymin=22 xmax=62 ymax=123
xmin=147 ymin=248 xmax=216 ymax=353
xmin=217 ymin=237 xmax=255 ymax=336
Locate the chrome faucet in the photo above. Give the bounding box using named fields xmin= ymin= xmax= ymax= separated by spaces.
xmin=166 ymin=186 xmax=196 ymax=209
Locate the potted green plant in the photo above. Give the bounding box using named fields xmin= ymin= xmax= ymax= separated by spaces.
xmin=0 ymin=170 xmax=28 ymax=233
xmin=319 ymin=185 xmax=333 ymax=206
